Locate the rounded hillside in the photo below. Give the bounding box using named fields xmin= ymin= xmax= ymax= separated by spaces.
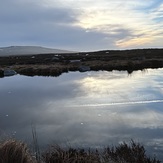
xmin=0 ymin=46 xmax=77 ymax=56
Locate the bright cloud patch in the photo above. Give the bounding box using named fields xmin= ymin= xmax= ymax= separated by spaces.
xmin=68 ymin=0 xmax=163 ymax=48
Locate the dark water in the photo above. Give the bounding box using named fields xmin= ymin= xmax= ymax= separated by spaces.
xmin=0 ymin=69 xmax=163 ymax=160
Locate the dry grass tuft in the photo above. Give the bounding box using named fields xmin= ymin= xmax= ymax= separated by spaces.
xmin=42 ymin=141 xmax=161 ymax=163
xmin=0 ymin=139 xmax=35 ymax=163
xmin=102 ymin=140 xmax=161 ymax=163
xmin=42 ymin=145 xmax=100 ymax=163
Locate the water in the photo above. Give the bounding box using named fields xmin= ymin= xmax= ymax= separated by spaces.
xmin=0 ymin=69 xmax=163 ymax=160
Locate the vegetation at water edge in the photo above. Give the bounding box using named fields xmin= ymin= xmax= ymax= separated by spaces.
xmin=0 ymin=139 xmax=161 ymax=163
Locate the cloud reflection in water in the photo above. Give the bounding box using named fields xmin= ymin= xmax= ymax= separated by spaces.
xmin=0 ymin=69 xmax=163 ymax=159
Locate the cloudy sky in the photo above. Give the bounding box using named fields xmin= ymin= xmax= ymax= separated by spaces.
xmin=0 ymin=0 xmax=163 ymax=51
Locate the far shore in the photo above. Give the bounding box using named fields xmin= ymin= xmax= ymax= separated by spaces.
xmin=0 ymin=48 xmax=163 ymax=77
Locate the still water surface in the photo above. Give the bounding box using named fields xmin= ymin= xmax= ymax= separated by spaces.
xmin=1 ymin=69 xmax=163 ymax=159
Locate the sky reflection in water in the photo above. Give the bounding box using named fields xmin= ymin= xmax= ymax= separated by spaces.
xmin=0 ymin=69 xmax=163 ymax=159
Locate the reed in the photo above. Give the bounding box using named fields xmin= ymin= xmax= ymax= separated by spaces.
xmin=42 ymin=146 xmax=100 ymax=163
xmin=0 ymin=139 xmax=161 ymax=163
xmin=102 ymin=140 xmax=160 ymax=163
xmin=42 ymin=141 xmax=161 ymax=163
xmin=31 ymin=124 xmax=41 ymax=162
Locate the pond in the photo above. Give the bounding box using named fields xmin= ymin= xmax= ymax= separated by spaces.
xmin=0 ymin=69 xmax=163 ymax=160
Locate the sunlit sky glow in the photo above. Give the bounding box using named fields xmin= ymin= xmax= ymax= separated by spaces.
xmin=0 ymin=0 xmax=163 ymax=51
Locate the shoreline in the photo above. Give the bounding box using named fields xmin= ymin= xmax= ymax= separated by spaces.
xmin=0 ymin=48 xmax=163 ymax=77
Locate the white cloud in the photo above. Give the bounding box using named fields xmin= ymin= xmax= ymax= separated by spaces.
xmin=68 ymin=0 xmax=163 ymax=48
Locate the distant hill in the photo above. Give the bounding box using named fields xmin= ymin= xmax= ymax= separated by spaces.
xmin=0 ymin=46 xmax=76 ymax=56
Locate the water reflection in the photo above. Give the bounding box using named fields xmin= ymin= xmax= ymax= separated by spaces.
xmin=0 ymin=69 xmax=163 ymax=159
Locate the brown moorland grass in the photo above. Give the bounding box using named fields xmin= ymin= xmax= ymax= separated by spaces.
xmin=42 ymin=141 xmax=161 ymax=163
xmin=0 ymin=139 xmax=36 ymax=163
xmin=1 ymin=48 xmax=163 ymax=77
xmin=0 ymin=139 xmax=161 ymax=163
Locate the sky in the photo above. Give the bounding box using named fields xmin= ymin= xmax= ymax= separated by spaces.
xmin=0 ymin=0 xmax=163 ymax=51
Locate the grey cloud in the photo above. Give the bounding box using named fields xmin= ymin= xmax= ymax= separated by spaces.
xmin=0 ymin=17 xmax=118 ymax=50
xmin=0 ymin=0 xmax=130 ymax=50
xmin=0 ymin=1 xmax=78 ymax=48
xmin=0 ymin=0 xmax=78 ymax=24
xmin=0 ymin=0 xmax=113 ymax=50
xmin=0 ymin=0 xmax=148 ymax=50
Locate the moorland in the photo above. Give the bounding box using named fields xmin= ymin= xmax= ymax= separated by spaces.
xmin=0 ymin=48 xmax=163 ymax=77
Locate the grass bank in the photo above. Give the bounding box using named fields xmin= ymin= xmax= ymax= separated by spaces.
xmin=0 ymin=139 xmax=161 ymax=163
xmin=1 ymin=48 xmax=163 ymax=77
